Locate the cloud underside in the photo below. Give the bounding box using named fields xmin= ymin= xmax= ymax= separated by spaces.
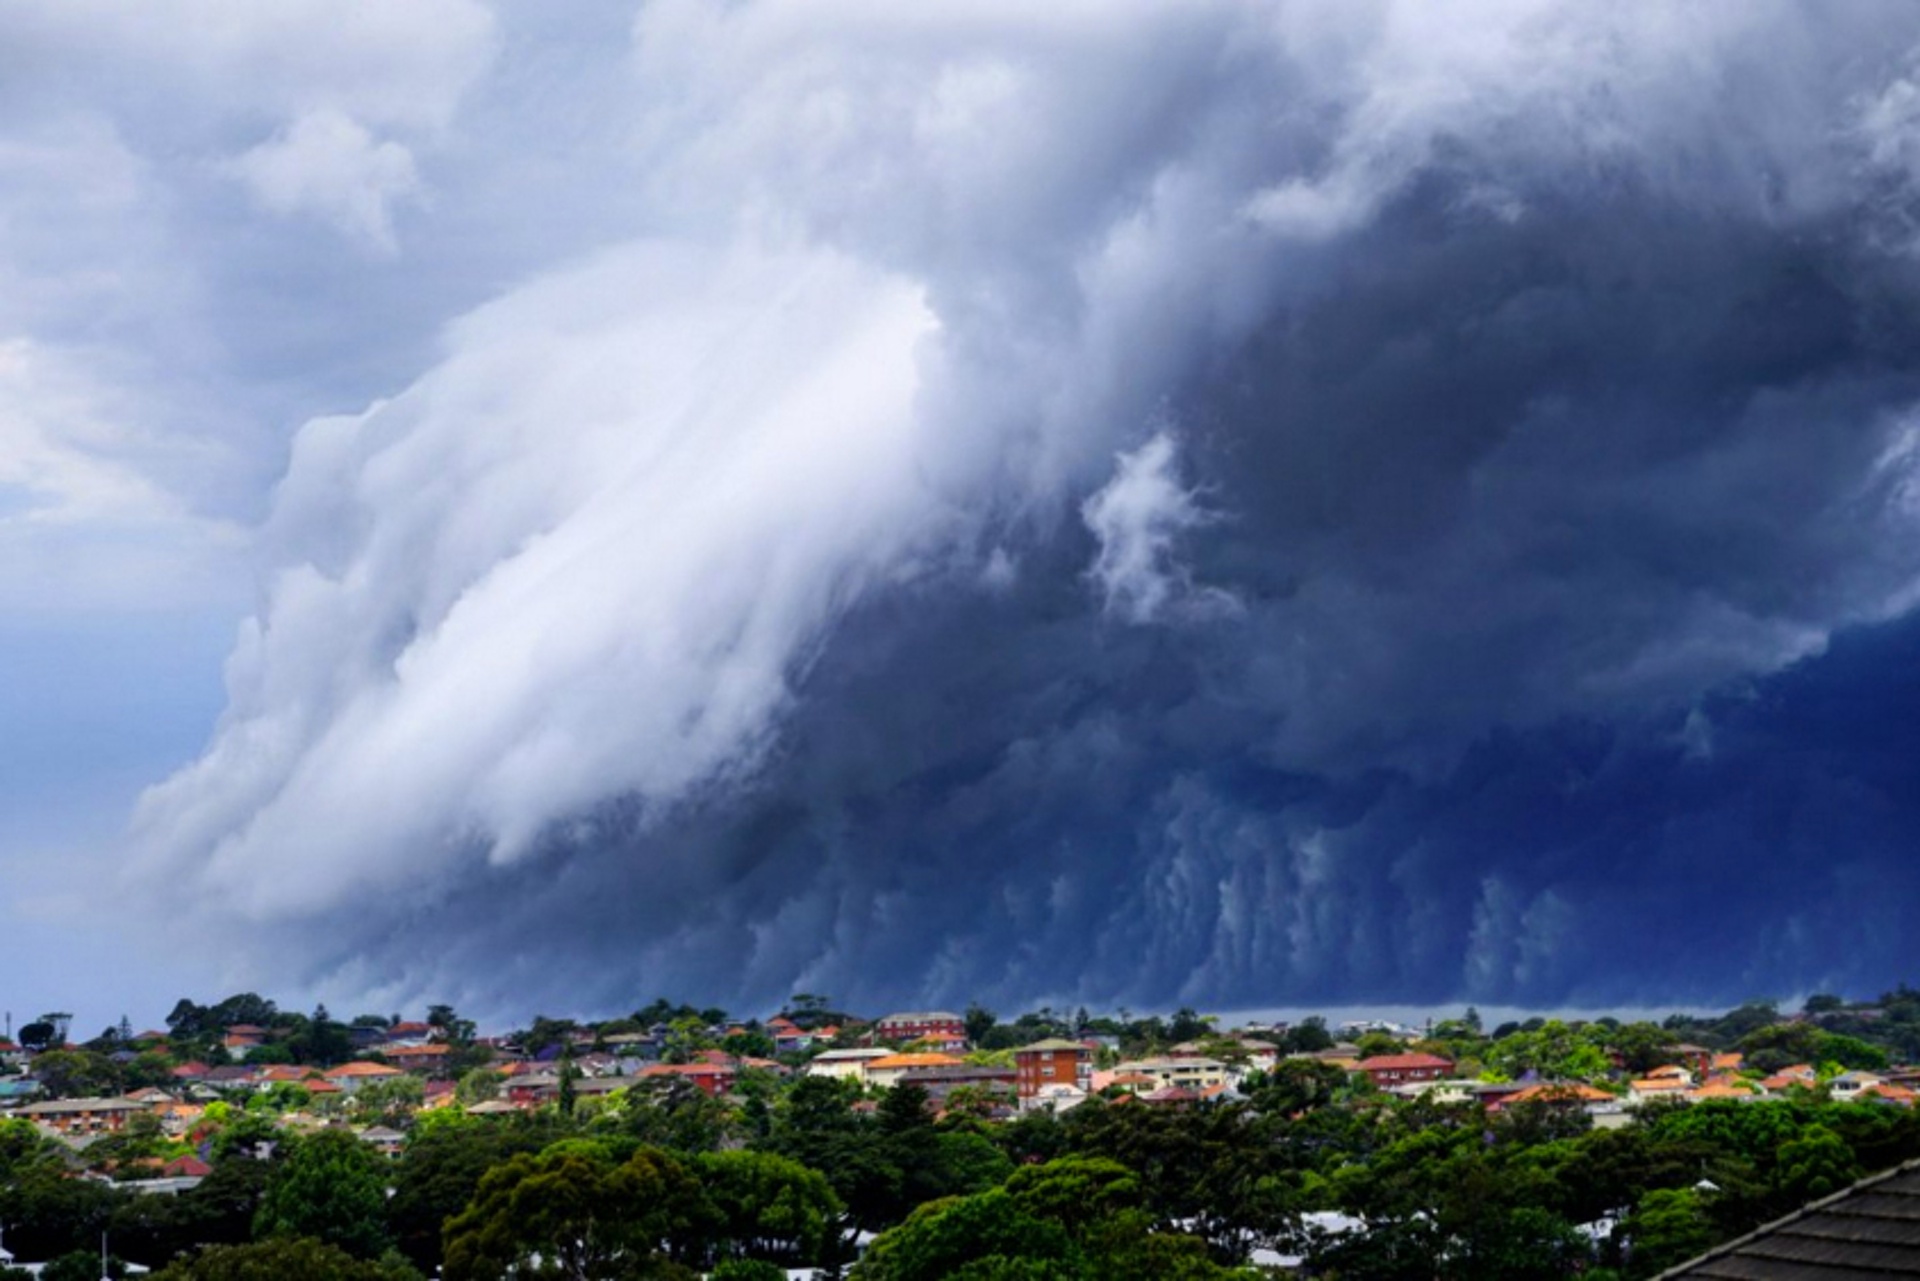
xmin=132 ymin=1 xmax=1920 ymax=1018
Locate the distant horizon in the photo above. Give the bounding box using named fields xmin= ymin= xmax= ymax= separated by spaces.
xmin=16 ymin=985 xmax=1893 ymax=1051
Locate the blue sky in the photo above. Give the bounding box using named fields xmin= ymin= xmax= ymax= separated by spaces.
xmin=9 ymin=1 xmax=1920 ymax=1030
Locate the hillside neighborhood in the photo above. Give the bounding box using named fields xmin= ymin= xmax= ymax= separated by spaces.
xmin=2 ymin=990 xmax=1920 ymax=1278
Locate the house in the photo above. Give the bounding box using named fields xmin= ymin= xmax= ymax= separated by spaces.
xmin=1828 ymin=1071 xmax=1887 ymax=1101
xmin=1014 ymin=1039 xmax=1094 ymax=1102
xmin=163 ymin=1154 xmax=213 ymax=1179
xmin=151 ymin=1101 xmax=205 ymax=1138
xmin=1669 ymin=1043 xmax=1715 ymax=1077
xmin=1356 ymin=1053 xmax=1454 ymax=1089
xmin=804 ymin=1048 xmax=895 ymax=1083
xmin=898 ymin=1065 xmax=1018 ymax=1115
xmin=358 ymin=1126 xmax=406 ymax=1156
xmin=1173 ymin=1037 xmax=1281 ymax=1070
xmin=864 ymin=1053 xmax=966 ymax=1089
xmin=873 ymin=1012 xmax=968 ymax=1050
xmin=383 ymin=1021 xmax=437 ymax=1047
xmin=222 ymin=1021 xmax=268 ymax=1052
xmin=1758 ymin=1064 xmax=1818 ymax=1094
xmin=691 ymin=1047 xmax=787 ymax=1076
xmin=1028 ymin=1083 xmax=1091 ymax=1113
xmin=601 ymin=1033 xmax=662 ymax=1061
xmin=1385 ymin=1078 xmax=1481 ymax=1105
xmin=1690 ymin=1080 xmax=1759 ymax=1102
xmin=323 ymin=1062 xmax=405 ymax=1094
xmin=0 ymin=1078 xmax=45 ymax=1105
xmin=1482 ymin=1083 xmax=1620 ymax=1113
xmin=504 ymin=1073 xmax=561 ymax=1106
xmin=767 ymin=1017 xmax=814 ymax=1053
xmin=256 ymin=1064 xmax=324 ymax=1087
xmin=1628 ymin=1076 xmax=1691 ymax=1106
xmin=14 ymin=1096 xmax=147 ymax=1136
xmin=384 ymin=1044 xmax=454 ymax=1077
xmin=1108 ymin=1057 xmax=1234 ymax=1094
xmin=1092 ymin=1070 xmax=1159 ymax=1096
xmin=638 ymin=1063 xmax=735 ymax=1097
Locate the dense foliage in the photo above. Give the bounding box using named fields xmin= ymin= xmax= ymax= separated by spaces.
xmin=4 ymin=988 xmax=1920 ymax=1277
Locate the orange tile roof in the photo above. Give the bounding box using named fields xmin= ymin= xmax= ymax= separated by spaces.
xmin=1631 ymin=1078 xmax=1688 ymax=1092
xmin=1502 ymin=1083 xmax=1614 ymax=1105
xmin=868 ymin=1053 xmax=964 ymax=1071
xmin=1357 ymin=1053 xmax=1455 ymax=1071
xmin=259 ymin=1064 xmax=323 ymax=1082
xmin=1690 ymin=1082 xmax=1756 ymax=1100
xmin=327 ymin=1061 xmax=403 ymax=1077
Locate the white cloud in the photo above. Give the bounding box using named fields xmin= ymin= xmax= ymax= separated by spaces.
xmin=229 ymin=110 xmax=422 ymax=253
xmin=1081 ymin=433 xmax=1236 ymax=625
xmin=0 ymin=338 xmax=243 ymax=610
xmin=133 ymin=241 xmax=940 ymax=920
xmin=1 ymin=0 xmax=497 ymax=132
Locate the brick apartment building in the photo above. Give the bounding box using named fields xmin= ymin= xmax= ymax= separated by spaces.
xmin=1014 ymin=1038 xmax=1094 ymax=1100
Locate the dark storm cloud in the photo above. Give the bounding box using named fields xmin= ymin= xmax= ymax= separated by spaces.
xmin=124 ymin=1 xmax=1920 ymax=1019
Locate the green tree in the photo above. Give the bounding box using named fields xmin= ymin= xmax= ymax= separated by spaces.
xmin=354 ymin=1076 xmax=425 ymax=1128
xmin=695 ymin=1149 xmax=842 ymax=1266
xmin=0 ymin=1165 xmax=121 ymax=1261
xmin=455 ymin=1068 xmax=503 ymax=1105
xmin=387 ymin=1115 xmax=567 ymax=1271
xmin=441 ymin=1144 xmax=712 ymax=1281
xmin=41 ymin=1251 xmax=127 ymax=1281
xmin=110 ymin=1157 xmax=274 ymax=1267
xmin=851 ymin=1190 xmax=1080 ymax=1281
xmin=427 ymin=1005 xmax=477 ymax=1045
xmin=1623 ymin=1188 xmax=1715 ymax=1278
xmin=254 ymin=1130 xmax=393 ymax=1259
xmin=29 ymin=1049 xmax=122 ymax=1099
xmin=1284 ymin=1018 xmax=1334 ymax=1054
xmin=152 ymin=1238 xmax=422 ymax=1281
xmin=708 ymin=1262 xmax=784 ymax=1281
xmin=1772 ymin=1124 xmax=1860 ymax=1206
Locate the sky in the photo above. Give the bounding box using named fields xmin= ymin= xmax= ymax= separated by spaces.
xmin=9 ymin=1 xmax=1920 ymax=1032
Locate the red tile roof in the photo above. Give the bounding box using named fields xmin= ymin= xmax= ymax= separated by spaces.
xmin=1357 ymin=1053 xmax=1454 ymax=1071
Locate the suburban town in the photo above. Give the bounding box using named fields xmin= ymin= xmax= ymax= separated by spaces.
xmin=0 ymin=989 xmax=1918 ymax=1278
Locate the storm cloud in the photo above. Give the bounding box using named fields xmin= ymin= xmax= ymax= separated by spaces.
xmin=111 ymin=0 xmax=1920 ymax=1018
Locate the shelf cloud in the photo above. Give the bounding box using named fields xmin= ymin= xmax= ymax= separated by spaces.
xmin=108 ymin=0 xmax=1920 ymax=1018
